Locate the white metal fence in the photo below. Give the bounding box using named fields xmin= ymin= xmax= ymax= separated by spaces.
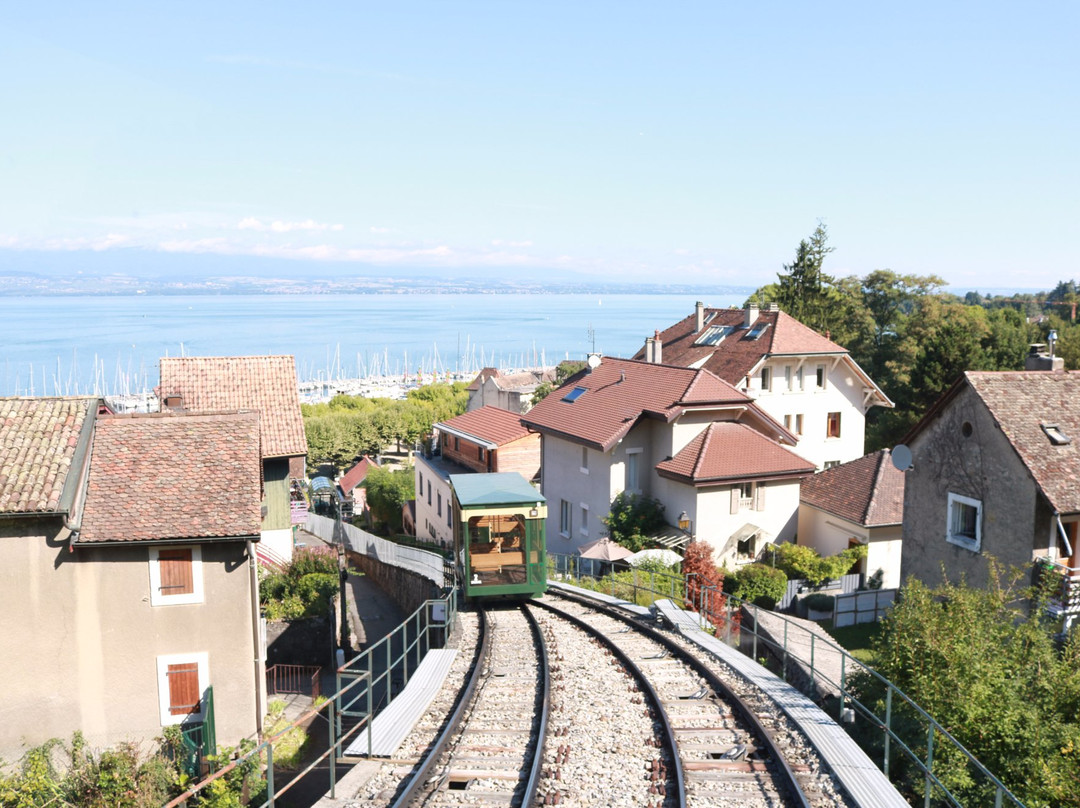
xmin=305 ymin=514 xmax=445 ymax=585
xmin=833 ymin=587 xmax=896 ymax=627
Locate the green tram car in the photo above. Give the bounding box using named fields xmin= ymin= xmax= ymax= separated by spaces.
xmin=449 ymin=472 xmax=547 ymax=601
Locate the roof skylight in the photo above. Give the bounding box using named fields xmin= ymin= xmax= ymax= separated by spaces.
xmin=746 ymin=322 xmax=771 ymax=340
xmin=695 ymin=325 xmax=733 ymax=346
xmin=1041 ymin=424 xmax=1071 ymax=446
xmin=562 ymin=386 xmax=588 ymax=403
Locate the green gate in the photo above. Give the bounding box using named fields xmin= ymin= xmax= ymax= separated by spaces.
xmin=178 ymin=686 xmax=217 ymax=779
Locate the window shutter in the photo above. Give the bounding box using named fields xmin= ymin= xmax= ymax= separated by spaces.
xmin=754 ymin=484 xmax=766 ymax=511
xmin=167 ymin=662 xmax=201 ymax=715
xmin=730 ymin=487 xmax=740 ymax=514
xmin=158 ymin=548 xmax=194 ymax=595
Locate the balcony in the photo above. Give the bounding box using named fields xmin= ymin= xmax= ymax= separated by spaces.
xmin=1035 ymin=557 xmax=1080 ymax=616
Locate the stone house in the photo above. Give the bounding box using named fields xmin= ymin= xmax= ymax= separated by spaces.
xmin=900 ymin=371 xmax=1080 ymax=627
xmin=0 ymin=399 xmax=264 ymax=762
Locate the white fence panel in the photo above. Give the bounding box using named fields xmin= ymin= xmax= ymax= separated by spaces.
xmin=834 ymin=588 xmax=896 ymax=627
xmin=306 ymin=514 xmax=445 ymax=585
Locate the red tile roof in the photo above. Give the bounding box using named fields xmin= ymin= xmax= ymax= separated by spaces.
xmin=159 ymin=356 xmax=306 ymax=459
xmin=0 ymin=397 xmax=97 ymax=514
xmin=963 ymin=371 xmax=1080 ymax=514
xmin=78 ymin=411 xmax=262 ymax=543
xmin=656 ymin=422 xmax=815 ymax=484
xmin=339 ymin=455 xmax=379 ymax=495
xmin=466 ymin=368 xmax=500 ymax=391
xmin=632 ymin=306 xmax=891 ymax=408
xmin=636 ymin=307 xmax=844 ymax=383
xmin=520 ymin=357 xmax=787 ymax=452
xmin=438 ymin=406 xmax=532 ymax=447
xmin=466 ymin=367 xmax=554 ymax=392
xmin=799 ymin=449 xmax=905 ymax=526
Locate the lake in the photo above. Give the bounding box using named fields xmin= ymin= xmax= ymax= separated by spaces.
xmin=0 ymin=293 xmax=746 ymax=396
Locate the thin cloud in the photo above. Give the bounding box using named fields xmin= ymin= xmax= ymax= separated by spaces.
xmin=491 ymin=239 xmax=534 ymax=247
xmin=237 ymin=217 xmax=344 ymax=233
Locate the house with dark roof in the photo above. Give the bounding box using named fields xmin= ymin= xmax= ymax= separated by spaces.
xmin=520 ymin=357 xmax=815 ymax=565
xmin=415 ymin=406 xmax=541 ymax=546
xmin=798 ymin=449 xmax=905 ymax=589
xmin=0 ymin=399 xmax=264 ymax=762
xmin=337 ymin=455 xmax=379 ymax=519
xmin=901 ymin=371 xmax=1080 ymax=628
xmin=159 ymin=355 xmax=307 ymax=565
xmin=466 ymin=366 xmax=555 ymax=413
xmin=634 ymin=301 xmax=892 ymax=470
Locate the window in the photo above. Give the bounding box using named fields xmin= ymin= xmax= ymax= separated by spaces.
xmin=815 ymin=364 xmax=826 ymax=389
xmin=760 ymin=367 xmax=772 ymax=392
xmin=427 ymin=481 xmax=432 ymax=505
xmin=454 ymin=436 xmax=460 ymax=451
xmin=149 ymin=545 xmax=203 ymax=606
xmin=747 ymin=322 xmax=770 ymax=340
xmin=795 ymin=367 xmax=803 ymax=390
xmin=446 ymin=506 xmax=452 ymax=528
xmin=626 ymin=449 xmax=642 ymax=492
xmin=824 ymin=460 xmax=841 ymax=469
xmin=827 ymin=412 xmax=841 ymax=438
xmin=418 ymin=471 xmax=423 ymax=494
xmin=437 ymin=492 xmax=442 ymax=517
xmin=477 ymin=446 xmax=485 ymax=462
xmin=739 ymin=482 xmax=754 ymax=508
xmin=784 ymin=365 xmax=792 ymax=390
xmin=560 ymin=500 xmax=572 ymax=537
xmin=783 ymin=414 xmax=792 ymax=431
xmin=694 ymin=325 xmax=733 ymax=346
xmin=562 ymin=386 xmax=588 ymax=403
xmin=580 ymin=504 xmax=589 ymax=537
xmin=580 ymin=446 xmax=589 ymax=474
xmin=947 ymin=493 xmax=982 ymax=551
xmin=795 ymin=414 xmax=804 ymax=435
xmin=157 ymin=652 xmax=208 ymax=725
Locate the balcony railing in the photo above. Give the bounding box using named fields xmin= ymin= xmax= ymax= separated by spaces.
xmin=1035 ymin=556 xmax=1080 ymax=616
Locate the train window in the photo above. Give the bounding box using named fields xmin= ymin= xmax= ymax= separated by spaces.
xmin=468 ymin=513 xmax=528 ymax=583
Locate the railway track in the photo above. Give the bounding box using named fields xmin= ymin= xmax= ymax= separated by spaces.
xmin=535 ymin=592 xmax=852 ymax=808
xmin=389 ymin=605 xmax=549 ymax=808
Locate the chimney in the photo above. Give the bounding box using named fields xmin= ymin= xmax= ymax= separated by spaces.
xmin=644 ymin=337 xmax=654 ymax=364
xmin=744 ymin=302 xmax=759 ymax=328
xmin=1025 ymin=343 xmax=1064 ymax=371
xmin=766 ymin=302 xmax=779 ymax=313
xmin=695 ymin=301 xmax=705 ymax=332
xmin=653 ymin=329 xmax=662 ymax=364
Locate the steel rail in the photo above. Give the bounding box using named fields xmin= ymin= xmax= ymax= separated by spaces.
xmin=532 ymin=598 xmax=689 ymax=808
xmin=388 ymin=608 xmax=491 ymax=808
xmin=547 ymin=590 xmax=814 ymax=808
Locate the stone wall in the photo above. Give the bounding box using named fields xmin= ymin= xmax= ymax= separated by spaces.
xmin=265 ymin=614 xmax=333 ymax=667
xmin=346 ymin=548 xmax=442 ymax=615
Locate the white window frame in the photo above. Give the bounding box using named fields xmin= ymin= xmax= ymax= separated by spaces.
xmin=156 ymin=651 xmax=209 ymax=726
xmin=815 ymin=364 xmax=826 ymax=389
xmin=795 ymin=414 xmax=804 ymax=435
xmin=580 ymin=445 xmax=589 ymax=474
xmin=560 ymin=499 xmax=572 ymax=538
xmin=795 ymin=366 xmax=803 ymax=390
xmin=760 ymin=366 xmax=772 ymax=392
xmin=784 ymin=365 xmax=792 ymax=391
xmin=625 ymin=448 xmax=643 ymax=493
xmin=579 ymin=503 xmax=589 ymax=537
xmin=149 ymin=545 xmax=204 ymax=607
xmin=946 ymin=492 xmax=982 ymax=552
xmin=738 ymin=481 xmax=754 ymax=509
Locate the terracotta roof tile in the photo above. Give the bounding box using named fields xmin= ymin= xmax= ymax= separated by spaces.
xmin=799 ymin=449 xmax=905 ymax=526
xmin=339 ymin=455 xmax=379 ymax=495
xmin=159 ymin=356 xmax=306 ymax=459
xmin=963 ymin=371 xmax=1080 ymax=514
xmin=438 ymin=406 xmax=532 ymax=446
xmin=656 ymin=422 xmax=815 ymax=484
xmin=0 ymin=397 xmax=96 ymax=514
xmin=521 ymin=358 xmax=754 ymax=451
xmin=78 ymin=411 xmax=262 ymax=543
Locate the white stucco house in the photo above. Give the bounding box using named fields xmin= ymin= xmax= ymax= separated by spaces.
xmin=797 ymin=448 xmax=905 ymax=589
xmin=634 ymin=302 xmax=892 ymax=470
xmin=521 ymin=357 xmax=815 ymax=567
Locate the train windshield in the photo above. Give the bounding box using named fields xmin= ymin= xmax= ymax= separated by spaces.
xmin=468 ymin=513 xmax=529 ymax=585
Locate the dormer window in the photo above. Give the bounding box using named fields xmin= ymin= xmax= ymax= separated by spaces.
xmin=1042 ymin=424 xmax=1071 ymax=446
xmin=694 ymin=325 xmax=733 ymax=346
xmin=746 ymin=322 xmax=771 ymax=340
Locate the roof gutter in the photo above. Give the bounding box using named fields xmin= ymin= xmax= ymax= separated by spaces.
xmin=59 ymin=399 xmax=100 ymax=545
xmin=74 ymin=533 xmax=262 ymax=549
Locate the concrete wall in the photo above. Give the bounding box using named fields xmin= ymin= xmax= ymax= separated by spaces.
xmin=746 ymin=357 xmax=868 ymax=469
xmin=797 ymin=505 xmax=903 ymax=589
xmin=901 ymin=384 xmax=1050 ymax=590
xmin=0 ymin=519 xmax=258 ymax=761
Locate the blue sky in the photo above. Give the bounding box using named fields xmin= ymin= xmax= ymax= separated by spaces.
xmin=1 ymin=2 xmax=1076 ymax=290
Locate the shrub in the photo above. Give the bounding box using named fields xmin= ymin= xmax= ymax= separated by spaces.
xmin=261 ymin=548 xmax=341 ymax=620
xmin=802 ymin=593 xmax=835 ymax=613
xmin=724 ymin=563 xmax=787 ymax=608
xmin=773 ymin=542 xmax=866 ymax=587
xmin=602 ymin=492 xmax=666 ymax=552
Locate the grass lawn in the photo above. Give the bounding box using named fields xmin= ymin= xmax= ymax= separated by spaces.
xmin=822 ymin=620 xmax=881 ymax=667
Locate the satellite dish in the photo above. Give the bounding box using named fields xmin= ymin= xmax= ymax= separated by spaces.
xmin=586 ymin=353 xmax=602 ymax=369
xmin=891 ymin=444 xmax=913 ymax=472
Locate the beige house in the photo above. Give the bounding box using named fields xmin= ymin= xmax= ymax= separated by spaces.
xmin=797 ymin=449 xmax=905 ymax=589
xmin=159 ymin=355 xmax=307 ymax=566
xmin=0 ymin=399 xmax=264 ymax=762
xmin=521 ymin=357 xmax=814 ymax=566
xmin=466 ymin=367 xmax=555 ymax=413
